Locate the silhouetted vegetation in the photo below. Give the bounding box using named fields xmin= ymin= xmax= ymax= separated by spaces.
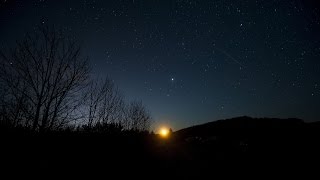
xmin=2 ymin=115 xmax=320 ymax=178
xmin=0 ymin=26 xmax=151 ymax=133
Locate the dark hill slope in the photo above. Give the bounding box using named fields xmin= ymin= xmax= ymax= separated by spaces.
xmin=170 ymin=116 xmax=320 ymax=169
xmin=174 ymin=116 xmax=305 ymax=139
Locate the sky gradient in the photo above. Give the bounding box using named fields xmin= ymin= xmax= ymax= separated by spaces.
xmin=1 ymin=0 xmax=320 ymax=131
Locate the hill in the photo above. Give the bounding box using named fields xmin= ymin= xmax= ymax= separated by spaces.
xmin=168 ymin=116 xmax=320 ymax=175
xmin=175 ymin=116 xmax=305 ymax=138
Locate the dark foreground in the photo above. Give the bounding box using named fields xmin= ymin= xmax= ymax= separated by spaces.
xmin=2 ymin=117 xmax=320 ymax=178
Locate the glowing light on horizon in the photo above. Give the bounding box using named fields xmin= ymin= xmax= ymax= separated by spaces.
xmin=159 ymin=127 xmax=169 ymax=138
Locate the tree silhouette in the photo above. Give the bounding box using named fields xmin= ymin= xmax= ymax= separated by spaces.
xmin=80 ymin=79 xmax=152 ymax=132
xmin=126 ymin=100 xmax=151 ymax=132
xmin=0 ymin=25 xmax=153 ymax=133
xmin=0 ymin=26 xmax=89 ymax=131
xmin=82 ymin=78 xmax=125 ymax=128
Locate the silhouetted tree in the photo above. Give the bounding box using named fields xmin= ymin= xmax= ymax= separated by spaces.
xmin=126 ymin=100 xmax=151 ymax=132
xmin=82 ymin=78 xmax=125 ymax=127
xmin=0 ymin=26 xmax=89 ymax=131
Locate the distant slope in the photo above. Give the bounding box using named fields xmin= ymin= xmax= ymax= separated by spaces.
xmin=174 ymin=116 xmax=305 ymax=139
xmin=170 ymin=116 xmax=320 ymax=173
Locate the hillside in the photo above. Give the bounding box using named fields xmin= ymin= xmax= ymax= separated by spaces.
xmin=174 ymin=116 xmax=305 ymax=138
xmin=168 ymin=116 xmax=320 ymax=175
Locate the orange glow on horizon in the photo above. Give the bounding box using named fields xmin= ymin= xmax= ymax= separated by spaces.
xmin=159 ymin=127 xmax=170 ymax=138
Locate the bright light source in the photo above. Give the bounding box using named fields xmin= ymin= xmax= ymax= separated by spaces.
xmin=159 ymin=127 xmax=169 ymax=138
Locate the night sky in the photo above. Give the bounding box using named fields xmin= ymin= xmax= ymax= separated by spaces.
xmin=1 ymin=0 xmax=320 ymax=131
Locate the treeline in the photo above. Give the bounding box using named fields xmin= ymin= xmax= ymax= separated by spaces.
xmin=0 ymin=26 xmax=151 ymax=133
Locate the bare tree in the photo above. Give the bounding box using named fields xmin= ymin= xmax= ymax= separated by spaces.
xmin=80 ymin=79 xmax=153 ymax=132
xmin=82 ymin=78 xmax=125 ymax=128
xmin=0 ymin=26 xmax=89 ymax=131
xmin=126 ymin=100 xmax=151 ymax=132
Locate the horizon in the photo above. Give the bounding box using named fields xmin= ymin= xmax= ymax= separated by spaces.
xmin=162 ymin=115 xmax=310 ymax=132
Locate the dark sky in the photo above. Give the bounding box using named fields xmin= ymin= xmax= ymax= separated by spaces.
xmin=1 ymin=0 xmax=320 ymax=130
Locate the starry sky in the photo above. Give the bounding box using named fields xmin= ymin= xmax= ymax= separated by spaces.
xmin=1 ymin=0 xmax=320 ymax=130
